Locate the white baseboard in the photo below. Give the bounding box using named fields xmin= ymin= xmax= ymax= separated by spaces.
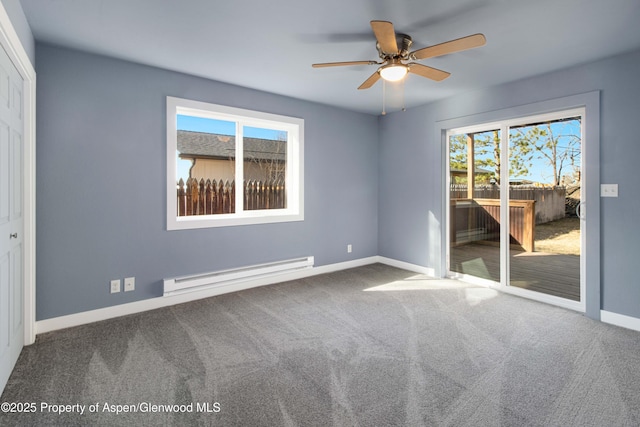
xmin=43 ymin=256 xmax=637 ymax=337
xmin=601 ymin=310 xmax=640 ymax=332
xmin=376 ymin=256 xmax=436 ymax=277
xmin=36 ymin=256 xmax=381 ymax=335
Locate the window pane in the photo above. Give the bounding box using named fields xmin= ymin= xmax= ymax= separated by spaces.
xmin=449 ymin=130 xmax=501 ymax=283
xmin=243 ymin=126 xmax=287 ymax=210
xmin=508 ymin=117 xmax=581 ymax=300
xmin=176 ymin=115 xmax=236 ymax=215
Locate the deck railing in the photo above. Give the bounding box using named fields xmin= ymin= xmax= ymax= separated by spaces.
xmin=450 ymin=198 xmax=535 ymax=252
xmin=450 ymin=185 xmax=565 ymax=224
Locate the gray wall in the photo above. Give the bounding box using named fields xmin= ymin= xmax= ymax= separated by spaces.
xmin=0 ymin=0 xmax=34 ymax=65
xmin=379 ymin=48 xmax=640 ymax=319
xmin=36 ymin=44 xmax=379 ymax=320
xmin=32 ymin=40 xmax=640 ymax=322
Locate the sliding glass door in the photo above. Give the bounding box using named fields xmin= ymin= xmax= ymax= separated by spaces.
xmin=449 ymin=129 xmax=502 ymax=284
xmin=447 ymin=110 xmax=584 ymax=305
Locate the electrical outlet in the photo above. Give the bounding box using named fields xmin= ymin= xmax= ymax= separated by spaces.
xmin=347 ymin=244 xmax=352 ymax=253
xmin=110 ymin=279 xmax=121 ymax=294
xmin=124 ymin=277 xmax=135 ymax=292
xmin=600 ymin=184 xmax=618 ymax=197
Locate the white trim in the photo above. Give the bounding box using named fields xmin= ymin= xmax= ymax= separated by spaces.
xmin=166 ymin=96 xmax=304 ymax=230
xmin=500 ymin=124 xmax=509 ymax=290
xmin=36 ymin=256 xmax=380 ymax=334
xmin=0 ymin=3 xmax=36 ymax=345
xmin=601 ymin=310 xmax=640 ymax=332
xmin=313 ymin=256 xmax=381 ymax=274
xmin=376 ymin=256 xmax=436 ymax=276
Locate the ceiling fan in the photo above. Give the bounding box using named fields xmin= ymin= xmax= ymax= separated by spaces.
xmin=312 ymin=20 xmax=486 ymax=90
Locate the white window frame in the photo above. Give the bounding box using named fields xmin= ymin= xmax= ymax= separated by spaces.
xmin=166 ymin=96 xmax=304 ymax=230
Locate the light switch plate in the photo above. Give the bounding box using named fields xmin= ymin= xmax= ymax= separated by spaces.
xmin=601 ymin=184 xmax=618 ymax=197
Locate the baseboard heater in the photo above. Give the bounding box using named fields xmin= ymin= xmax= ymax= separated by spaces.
xmin=163 ymin=256 xmax=314 ymax=297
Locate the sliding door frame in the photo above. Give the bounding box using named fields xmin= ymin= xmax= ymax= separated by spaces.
xmin=436 ymin=92 xmax=600 ymax=319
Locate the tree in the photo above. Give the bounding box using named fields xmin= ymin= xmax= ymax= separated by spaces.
xmin=450 ymin=130 xmax=523 ymax=185
xmin=450 ymin=119 xmax=581 ymax=187
xmin=509 ymin=119 xmax=581 ymax=186
xmin=243 ymin=131 xmax=287 ymax=183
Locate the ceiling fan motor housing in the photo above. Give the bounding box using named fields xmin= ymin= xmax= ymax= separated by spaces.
xmin=398 ymin=34 xmax=413 ymax=58
xmin=376 ymin=33 xmax=413 ymax=60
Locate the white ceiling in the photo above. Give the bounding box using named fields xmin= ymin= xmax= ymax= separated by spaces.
xmin=19 ymin=0 xmax=640 ymax=115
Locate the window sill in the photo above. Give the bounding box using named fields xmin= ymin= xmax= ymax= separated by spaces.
xmin=167 ymin=210 xmax=304 ymax=230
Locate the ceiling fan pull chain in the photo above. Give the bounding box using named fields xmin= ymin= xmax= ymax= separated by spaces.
xmin=401 ymin=79 xmax=406 ymax=112
xmin=382 ymin=79 xmax=387 ymax=115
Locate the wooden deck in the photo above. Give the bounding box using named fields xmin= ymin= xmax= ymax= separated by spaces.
xmin=450 ymin=243 xmax=580 ymax=301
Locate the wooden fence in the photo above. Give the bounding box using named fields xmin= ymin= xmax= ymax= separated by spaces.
xmin=450 ymin=185 xmax=566 ymax=224
xmin=177 ymin=177 xmax=285 ymax=216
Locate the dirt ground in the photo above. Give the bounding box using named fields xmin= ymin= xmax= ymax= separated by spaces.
xmin=535 ymin=216 xmax=580 ymax=255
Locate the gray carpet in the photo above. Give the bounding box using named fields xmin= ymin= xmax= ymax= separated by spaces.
xmin=2 ymin=263 xmax=640 ymax=426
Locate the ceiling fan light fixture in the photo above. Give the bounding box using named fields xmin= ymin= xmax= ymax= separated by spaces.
xmin=312 ymin=20 xmax=486 ymax=91
xmin=379 ymin=63 xmax=408 ymax=82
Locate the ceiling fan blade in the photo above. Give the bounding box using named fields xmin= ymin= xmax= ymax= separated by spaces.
xmin=410 ymin=33 xmax=486 ymax=60
xmin=312 ymin=60 xmax=379 ymax=68
xmin=357 ymin=71 xmax=381 ymax=90
xmin=408 ymin=63 xmax=451 ymax=81
xmin=370 ymin=20 xmax=398 ymax=55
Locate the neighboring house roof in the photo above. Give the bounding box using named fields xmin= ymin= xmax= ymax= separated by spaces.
xmin=177 ymin=130 xmax=286 ymax=162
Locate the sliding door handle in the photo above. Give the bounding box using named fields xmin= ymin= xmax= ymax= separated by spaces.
xmin=576 ymin=202 xmax=585 ymax=220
